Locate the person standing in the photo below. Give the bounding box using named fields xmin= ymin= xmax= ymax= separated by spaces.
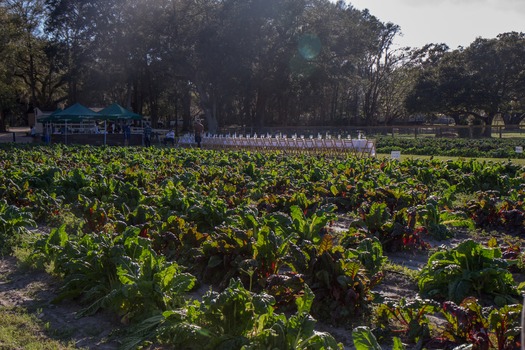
xmin=194 ymin=117 xmax=204 ymax=148
xmin=143 ymin=123 xmax=152 ymax=146
xmin=123 ymin=124 xmax=131 ymax=146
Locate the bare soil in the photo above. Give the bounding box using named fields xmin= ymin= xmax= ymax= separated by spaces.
xmin=0 ymin=257 xmax=120 ymax=349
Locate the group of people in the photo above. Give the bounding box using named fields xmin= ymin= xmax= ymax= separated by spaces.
xmin=144 ymin=116 xmax=204 ymax=148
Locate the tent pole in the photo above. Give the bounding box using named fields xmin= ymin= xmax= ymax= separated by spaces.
xmin=104 ymin=120 xmax=107 ymax=145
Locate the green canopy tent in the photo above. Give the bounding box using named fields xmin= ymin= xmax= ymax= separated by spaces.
xmin=50 ymin=103 xmax=101 ymax=144
xmin=53 ymin=103 xmax=100 ymax=121
xmin=97 ymin=103 xmax=142 ymax=120
xmin=98 ymin=103 xmax=143 ymax=145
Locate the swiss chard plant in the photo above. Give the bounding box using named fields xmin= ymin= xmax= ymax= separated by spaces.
xmin=289 ymin=204 xmax=336 ymax=243
xmin=307 ymin=247 xmax=373 ymax=324
xmin=352 ymin=326 xmax=406 ymax=350
xmin=440 ymin=297 xmax=522 ymax=350
xmin=416 ymin=196 xmax=452 ymax=240
xmin=121 ymin=280 xmax=342 ymax=350
xmin=375 ymin=297 xmax=439 ymax=344
xmin=418 ymin=240 xmax=519 ymax=305
xmin=0 ymin=199 xmax=36 ymax=255
xmin=352 ymin=203 xmax=429 ymax=252
xmin=33 ymin=225 xmax=196 ymax=321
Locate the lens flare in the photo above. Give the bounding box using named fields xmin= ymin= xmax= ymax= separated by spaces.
xmin=297 ymin=34 xmax=321 ymax=61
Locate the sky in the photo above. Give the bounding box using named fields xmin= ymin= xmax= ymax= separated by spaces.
xmin=344 ymin=0 xmax=525 ymax=49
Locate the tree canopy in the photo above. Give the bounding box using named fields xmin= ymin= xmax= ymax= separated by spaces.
xmin=406 ymin=32 xmax=525 ymax=134
xmin=1 ymin=0 xmax=524 ymax=134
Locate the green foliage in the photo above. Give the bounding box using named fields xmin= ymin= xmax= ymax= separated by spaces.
xmin=307 ymin=248 xmax=373 ymax=324
xmin=343 ymin=236 xmax=386 ymax=277
xmin=376 ymin=136 xmax=525 ymax=159
xmin=441 ymin=297 xmax=522 ymax=350
xmin=416 ymin=196 xmax=452 ymax=240
xmin=375 ymin=297 xmax=438 ymax=344
xmin=418 ymin=240 xmax=518 ymax=304
xmin=352 ymin=326 xmax=406 ymax=350
xmin=0 ymin=199 xmax=36 ymax=255
xmin=352 ymin=202 xmax=429 ymax=252
xmin=32 ymin=226 xmax=196 ymax=321
xmin=352 ymin=326 xmax=382 ymax=350
xmin=289 ymin=204 xmax=336 ymax=243
xmin=124 ymin=280 xmax=342 ymax=350
xmin=4 ymin=145 xmax=525 ymax=349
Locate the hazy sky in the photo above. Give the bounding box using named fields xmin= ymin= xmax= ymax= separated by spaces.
xmin=346 ymin=0 xmax=525 ymax=49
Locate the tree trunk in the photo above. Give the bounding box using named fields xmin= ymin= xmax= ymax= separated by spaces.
xmin=503 ymin=113 xmax=525 ymax=129
xmin=254 ymin=88 xmax=267 ymax=130
xmin=481 ymin=114 xmax=495 ymax=138
xmin=0 ymin=110 xmax=6 ymax=132
xmin=451 ymin=115 xmax=470 ymax=138
xmin=195 ymin=82 xmax=218 ymax=134
xmin=181 ymin=88 xmax=191 ymax=132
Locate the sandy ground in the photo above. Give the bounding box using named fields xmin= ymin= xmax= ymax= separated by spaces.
xmin=0 ymin=257 xmax=121 ymax=349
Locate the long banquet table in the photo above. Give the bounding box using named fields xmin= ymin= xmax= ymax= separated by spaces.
xmin=177 ymin=134 xmax=376 ymax=156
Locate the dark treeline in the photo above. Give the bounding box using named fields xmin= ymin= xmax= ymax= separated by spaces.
xmin=0 ymin=0 xmax=524 ymax=135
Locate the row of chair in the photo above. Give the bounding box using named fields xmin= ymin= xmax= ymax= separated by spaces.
xmin=190 ymin=135 xmax=376 ymax=157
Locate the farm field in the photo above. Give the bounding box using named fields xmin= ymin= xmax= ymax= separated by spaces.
xmin=375 ymin=136 xmax=525 ymax=160
xmin=0 ymin=143 xmax=524 ymax=349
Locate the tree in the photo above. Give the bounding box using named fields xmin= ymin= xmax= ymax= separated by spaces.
xmin=462 ymin=33 xmax=525 ymax=135
xmin=44 ymin=0 xmax=100 ymax=104
xmin=6 ymin=0 xmax=67 ymax=110
xmin=37 ymin=0 xmax=413 ymax=132
xmin=357 ymin=12 xmax=401 ymax=125
xmin=407 ymin=33 xmax=525 ymax=137
xmin=468 ymin=32 xmax=525 ymax=130
xmin=0 ymin=2 xmax=25 ymax=131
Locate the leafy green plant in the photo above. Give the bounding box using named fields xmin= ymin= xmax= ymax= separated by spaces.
xmin=416 ymin=196 xmax=452 ymax=240
xmin=343 ymin=236 xmax=387 ymax=277
xmin=6 ymin=143 xmax=525 ymax=349
xmin=375 ymin=136 xmax=525 ymax=159
xmin=0 ymin=199 xmax=36 ymax=255
xmin=440 ymin=297 xmax=522 ymax=350
xmin=289 ymin=204 xmax=336 ymax=243
xmin=33 ymin=225 xmax=196 ymax=321
xmin=307 ymin=247 xmax=373 ymax=324
xmin=466 ymin=191 xmax=502 ymax=229
xmin=200 ymin=226 xmax=254 ymax=288
xmin=352 ymin=326 xmax=383 ymax=350
xmin=121 ymin=280 xmax=342 ymax=350
xmin=375 ymin=297 xmax=439 ymax=344
xmin=359 ymin=202 xmax=392 ymax=235
xmin=113 ymin=241 xmax=196 ymax=322
xmin=152 ymin=214 xmax=208 ymax=262
xmin=251 ymin=225 xmax=293 ymax=281
xmin=353 ymin=204 xmax=429 ymax=252
xmin=352 ymin=326 xmax=405 ymax=350
xmin=418 ymin=240 xmax=519 ymax=305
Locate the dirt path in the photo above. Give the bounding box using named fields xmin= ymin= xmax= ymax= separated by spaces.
xmin=0 ymin=257 xmax=120 ymax=349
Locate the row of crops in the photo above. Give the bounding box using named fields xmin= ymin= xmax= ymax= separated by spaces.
xmin=1 ymin=143 xmax=524 ymax=349
xmin=376 ymin=136 xmax=525 ymax=159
